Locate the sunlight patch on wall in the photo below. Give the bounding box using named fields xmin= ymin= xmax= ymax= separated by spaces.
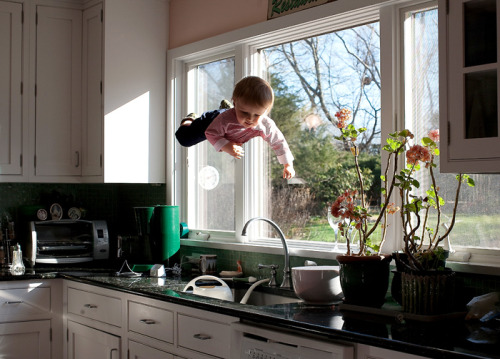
xmin=104 ymin=92 xmax=150 ymax=183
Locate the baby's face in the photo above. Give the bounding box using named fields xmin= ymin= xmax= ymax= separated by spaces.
xmin=233 ymin=100 xmax=270 ymax=128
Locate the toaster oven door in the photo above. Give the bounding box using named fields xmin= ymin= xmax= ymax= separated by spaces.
xmin=32 ymin=220 xmax=95 ymax=264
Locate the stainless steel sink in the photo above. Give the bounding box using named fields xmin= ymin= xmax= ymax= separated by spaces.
xmin=232 ymin=287 xmax=302 ymax=306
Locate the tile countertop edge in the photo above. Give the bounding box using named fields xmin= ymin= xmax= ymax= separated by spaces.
xmin=60 ymin=275 xmax=497 ymax=359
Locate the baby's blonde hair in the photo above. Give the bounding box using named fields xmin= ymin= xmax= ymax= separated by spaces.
xmin=232 ymin=76 xmax=274 ymax=109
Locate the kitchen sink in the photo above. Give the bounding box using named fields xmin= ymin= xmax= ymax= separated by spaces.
xmin=232 ymin=287 xmax=302 ymax=306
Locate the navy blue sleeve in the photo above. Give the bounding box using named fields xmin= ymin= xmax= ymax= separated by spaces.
xmin=175 ymin=109 xmax=225 ymax=147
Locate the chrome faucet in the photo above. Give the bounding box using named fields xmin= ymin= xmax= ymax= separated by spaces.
xmin=241 ymin=217 xmax=292 ymax=289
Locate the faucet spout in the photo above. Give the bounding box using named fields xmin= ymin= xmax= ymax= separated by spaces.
xmin=241 ymin=217 xmax=292 ymax=289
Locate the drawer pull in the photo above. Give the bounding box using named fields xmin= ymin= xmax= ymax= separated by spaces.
xmin=4 ymin=301 xmax=23 ymax=304
xmin=139 ymin=319 xmax=156 ymax=325
xmin=193 ymin=333 xmax=211 ymax=340
xmin=84 ymin=304 xmax=98 ymax=309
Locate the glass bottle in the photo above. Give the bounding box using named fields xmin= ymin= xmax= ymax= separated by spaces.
xmin=10 ymin=243 xmax=25 ymax=276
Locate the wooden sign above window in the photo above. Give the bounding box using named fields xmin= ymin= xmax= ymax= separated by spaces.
xmin=268 ymin=0 xmax=336 ymax=20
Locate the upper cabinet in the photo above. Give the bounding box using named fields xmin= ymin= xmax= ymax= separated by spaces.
xmin=35 ymin=6 xmax=83 ymax=177
xmin=0 ymin=2 xmax=23 ymax=176
xmin=439 ymin=0 xmax=500 ymax=173
xmin=0 ymin=0 xmax=167 ymax=183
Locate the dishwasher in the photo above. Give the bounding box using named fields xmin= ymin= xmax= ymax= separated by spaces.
xmin=231 ymin=322 xmax=354 ymax=359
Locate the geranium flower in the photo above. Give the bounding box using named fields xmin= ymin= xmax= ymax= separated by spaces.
xmin=428 ymin=129 xmax=440 ymax=143
xmin=335 ymin=108 xmax=352 ymax=129
xmin=406 ymin=144 xmax=431 ymax=165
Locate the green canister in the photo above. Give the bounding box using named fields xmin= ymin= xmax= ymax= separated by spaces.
xmin=150 ymin=205 xmax=180 ymax=266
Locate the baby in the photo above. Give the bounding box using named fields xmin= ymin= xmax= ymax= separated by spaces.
xmin=175 ymin=76 xmax=295 ymax=179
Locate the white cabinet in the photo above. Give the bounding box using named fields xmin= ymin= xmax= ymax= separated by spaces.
xmin=1 ymin=0 xmax=166 ymax=183
xmin=178 ymin=313 xmax=233 ymax=358
xmin=0 ymin=279 xmax=63 ymax=359
xmin=356 ymin=344 xmax=429 ymax=359
xmin=439 ymin=0 xmax=500 ymax=172
xmin=64 ymin=280 xmax=238 ymax=359
xmin=128 ymin=340 xmax=173 ymax=359
xmin=68 ymin=320 xmax=121 ymax=359
xmin=65 ymin=282 xmax=123 ymax=359
xmin=0 ymin=321 xmax=51 ymax=359
xmin=35 ymin=6 xmax=82 ymax=177
xmin=0 ymin=1 xmax=23 ymax=176
xmin=82 ymin=3 xmax=103 ymax=177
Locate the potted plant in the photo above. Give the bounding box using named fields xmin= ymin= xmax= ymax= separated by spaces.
xmin=330 ymin=109 xmax=474 ymax=311
xmin=330 ymin=109 xmax=407 ymax=308
xmin=390 ymin=129 xmax=475 ymax=315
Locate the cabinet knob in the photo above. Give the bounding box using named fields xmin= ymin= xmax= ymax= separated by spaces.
xmin=83 ymin=304 xmax=97 ymax=309
xmin=4 ymin=301 xmax=23 ymax=304
xmin=75 ymin=151 xmax=80 ymax=167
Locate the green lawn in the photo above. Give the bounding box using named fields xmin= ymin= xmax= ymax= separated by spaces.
xmin=300 ymin=214 xmax=500 ymax=249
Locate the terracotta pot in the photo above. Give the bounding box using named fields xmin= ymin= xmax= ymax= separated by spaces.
xmin=336 ymin=254 xmax=392 ymax=308
xmin=400 ymin=270 xmax=455 ymax=315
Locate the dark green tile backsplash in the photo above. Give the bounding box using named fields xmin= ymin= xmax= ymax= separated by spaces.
xmin=0 ymin=182 xmax=166 ymax=242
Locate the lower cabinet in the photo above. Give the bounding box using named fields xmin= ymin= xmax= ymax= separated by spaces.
xmin=64 ymin=280 xmax=237 ymax=359
xmin=0 ymin=279 xmax=63 ymax=359
xmin=0 ymin=321 xmax=51 ymax=359
xmin=67 ymin=321 xmax=121 ymax=359
xmin=128 ymin=340 xmax=174 ymax=359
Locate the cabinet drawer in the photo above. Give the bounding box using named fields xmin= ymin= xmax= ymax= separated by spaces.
xmin=178 ymin=314 xmax=231 ymax=358
xmin=68 ymin=287 xmax=121 ymax=327
xmin=0 ymin=286 xmax=51 ymax=318
xmin=128 ymin=301 xmax=174 ymax=343
xmin=129 ymin=340 xmax=174 ymax=359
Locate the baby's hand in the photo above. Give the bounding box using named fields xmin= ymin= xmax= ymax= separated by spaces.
xmin=283 ymin=164 xmax=295 ymax=180
xmin=221 ymin=142 xmax=244 ymax=159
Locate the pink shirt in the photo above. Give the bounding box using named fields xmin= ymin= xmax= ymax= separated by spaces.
xmin=205 ymin=108 xmax=294 ymax=165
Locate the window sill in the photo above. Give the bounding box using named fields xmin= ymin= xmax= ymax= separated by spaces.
xmin=181 ymin=239 xmax=500 ymax=276
xmin=181 ymin=238 xmax=343 ymax=261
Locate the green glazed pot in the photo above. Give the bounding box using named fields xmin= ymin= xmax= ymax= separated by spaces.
xmin=337 ymin=254 xmax=392 ymax=308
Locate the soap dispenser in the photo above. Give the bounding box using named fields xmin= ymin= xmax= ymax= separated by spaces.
xmin=10 ymin=243 xmax=25 ymax=276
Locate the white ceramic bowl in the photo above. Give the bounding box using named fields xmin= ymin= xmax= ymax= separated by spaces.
xmin=292 ymin=266 xmax=343 ymax=305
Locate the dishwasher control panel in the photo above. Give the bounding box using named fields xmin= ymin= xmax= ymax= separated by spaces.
xmin=234 ymin=323 xmax=354 ymax=359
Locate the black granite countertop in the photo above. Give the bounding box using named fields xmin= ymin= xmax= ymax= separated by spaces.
xmin=2 ymin=270 xmax=499 ymax=359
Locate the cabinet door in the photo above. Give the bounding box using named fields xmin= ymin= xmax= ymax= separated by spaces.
xmin=128 ymin=340 xmax=173 ymax=359
xmin=0 ymin=1 xmax=23 ymax=175
xmin=35 ymin=6 xmax=82 ymax=176
xmin=0 ymin=320 xmax=51 ymax=359
xmin=440 ymin=0 xmax=500 ymax=172
xmin=68 ymin=320 xmax=121 ymax=359
xmin=82 ymin=4 xmax=103 ymax=177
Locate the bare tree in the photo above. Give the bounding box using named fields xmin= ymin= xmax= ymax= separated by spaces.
xmin=267 ymin=23 xmax=381 ymax=153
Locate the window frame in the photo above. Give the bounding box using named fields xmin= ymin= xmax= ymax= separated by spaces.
xmin=166 ymin=0 xmax=500 ymax=271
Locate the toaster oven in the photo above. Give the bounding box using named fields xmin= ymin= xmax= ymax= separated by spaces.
xmin=27 ymin=220 xmax=109 ymax=266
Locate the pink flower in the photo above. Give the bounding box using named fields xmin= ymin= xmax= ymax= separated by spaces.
xmin=406 ymin=144 xmax=431 ymax=165
xmin=428 ymin=129 xmax=440 ymax=143
xmin=335 ymin=108 xmax=352 ymax=129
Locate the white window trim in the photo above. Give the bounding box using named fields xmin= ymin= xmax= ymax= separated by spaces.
xmin=166 ymin=0 xmax=500 ymax=272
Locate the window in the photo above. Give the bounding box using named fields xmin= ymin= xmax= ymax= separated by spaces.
xmin=403 ymin=4 xmax=500 ymax=263
xmin=259 ymin=23 xmax=381 ymax=247
xmin=185 ymin=58 xmax=235 ymax=231
xmin=169 ymin=0 xmax=499 ymax=265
